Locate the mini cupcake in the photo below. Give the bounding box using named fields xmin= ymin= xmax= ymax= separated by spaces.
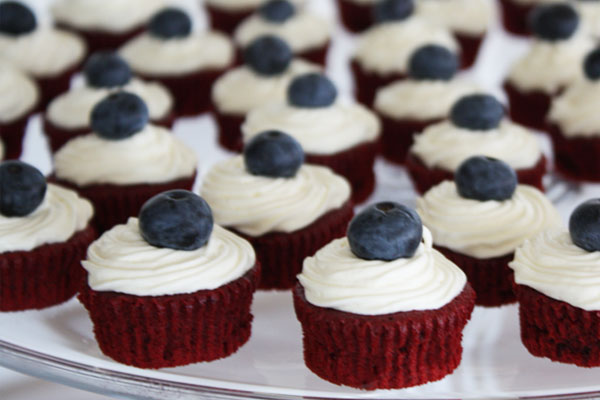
xmin=212 ymin=35 xmax=318 ymax=152
xmin=201 ymin=131 xmax=353 ymax=289
xmin=374 ymin=44 xmax=478 ymax=164
xmin=51 ymin=0 xmax=166 ymax=54
xmin=242 ymin=73 xmax=380 ymax=203
xmin=0 ymin=161 xmax=95 ymax=312
xmin=510 ymin=199 xmax=600 ymax=366
xmin=0 ymin=2 xmax=86 ymax=109
xmin=52 ymin=92 xmax=197 ymax=233
xmin=120 ymin=8 xmax=234 ymax=116
xmin=234 ymin=0 xmax=331 ymax=66
xmin=407 ymin=94 xmax=547 ymax=194
xmin=336 ymin=0 xmax=377 ymax=33
xmin=79 ymin=190 xmax=260 ymax=368
xmin=498 ymin=0 xmax=557 ymax=36
xmin=504 ymin=3 xmax=593 ymax=131
xmin=352 ymin=0 xmax=458 ymax=106
xmin=294 ymin=202 xmax=475 ymax=389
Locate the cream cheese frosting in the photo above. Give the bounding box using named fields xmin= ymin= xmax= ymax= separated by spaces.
xmin=200 ymin=156 xmax=351 ymax=236
xmin=0 ymin=184 xmax=93 ymax=253
xmin=548 ymin=80 xmax=600 ymax=137
xmin=0 ymin=62 xmax=39 ymax=123
xmin=54 ymin=125 xmax=197 ymax=186
xmin=297 ymin=227 xmax=467 ymax=315
xmin=577 ymin=1 xmax=600 ymax=38
xmin=205 ymin=0 xmax=305 ymax=11
xmin=417 ymin=181 xmax=561 ymax=258
xmin=410 ymin=120 xmax=543 ymax=171
xmin=416 ymin=0 xmax=493 ymax=35
xmin=83 ymin=218 xmax=256 ymax=296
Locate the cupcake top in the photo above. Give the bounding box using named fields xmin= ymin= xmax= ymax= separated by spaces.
xmin=205 ymin=0 xmax=305 ymax=11
xmin=576 ymin=0 xmax=600 ymax=38
xmin=0 ymin=61 xmax=39 ymax=123
xmin=416 ymin=0 xmax=493 ymax=35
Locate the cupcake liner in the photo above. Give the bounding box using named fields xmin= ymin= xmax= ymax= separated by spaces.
xmin=499 ymin=0 xmax=533 ymax=37
xmin=351 ymin=59 xmax=407 ymax=107
xmin=435 ymin=245 xmax=516 ymax=307
xmin=378 ymin=115 xmax=442 ymax=165
xmin=456 ymin=32 xmax=484 ymax=69
xmin=78 ymin=264 xmax=260 ymax=368
xmin=206 ymin=5 xmax=255 ymax=35
xmin=0 ymin=225 xmax=96 ymax=312
xmin=336 ymin=0 xmax=373 ymax=33
xmin=547 ymin=123 xmax=600 ymax=182
xmin=232 ymin=201 xmax=353 ymax=290
xmin=293 ymin=283 xmax=475 ymax=389
xmin=514 ymin=282 xmax=600 ymax=367
xmin=36 ymin=61 xmax=84 ymax=111
xmin=504 ymin=81 xmax=554 ymax=132
xmin=0 ymin=112 xmax=33 ymax=159
xmin=405 ymin=154 xmax=547 ymax=194
xmin=213 ymin=109 xmax=245 ymax=152
xmin=56 ymin=24 xmax=145 ymax=54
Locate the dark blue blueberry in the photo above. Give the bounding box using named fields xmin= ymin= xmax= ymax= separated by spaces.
xmin=530 ymin=3 xmax=579 ymax=41
xmin=455 ymin=156 xmax=517 ymax=202
xmin=287 ymin=73 xmax=337 ymax=108
xmin=244 ymin=35 xmax=292 ymax=76
xmin=0 ymin=161 xmax=46 ymax=217
xmin=408 ymin=45 xmax=459 ymax=81
xmin=0 ymin=2 xmax=36 ymax=36
xmin=373 ymin=0 xmax=414 ymax=24
xmin=84 ymin=52 xmax=132 ymax=88
xmin=584 ymin=48 xmax=600 ymax=81
xmin=259 ymin=0 xmax=295 ymax=23
xmin=244 ymin=130 xmax=304 ymax=178
xmin=148 ymin=8 xmax=192 ymax=39
xmin=347 ymin=202 xmax=423 ymax=261
xmin=569 ymin=199 xmax=600 ymax=252
xmin=139 ymin=190 xmax=214 ymax=251
xmin=450 ymin=94 xmax=505 ymax=131
xmin=90 ymin=92 xmax=149 ymax=140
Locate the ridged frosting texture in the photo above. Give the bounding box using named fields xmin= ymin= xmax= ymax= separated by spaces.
xmin=510 ymin=229 xmax=600 ymax=311
xmin=200 ymin=156 xmax=351 ymax=236
xmin=548 ymin=81 xmax=600 ymax=137
xmin=417 ymin=182 xmax=561 ymax=258
xmin=0 ymin=62 xmax=39 ymax=123
xmin=205 ymin=0 xmax=305 ymax=10
xmin=83 ymin=218 xmax=256 ymax=296
xmin=416 ymin=0 xmax=493 ymax=35
xmin=0 ymin=184 xmax=93 ymax=253
xmin=54 ymin=125 xmax=197 ymax=186
xmin=242 ymin=101 xmax=380 ymax=154
xmin=297 ymin=227 xmax=467 ymax=315
xmin=410 ymin=120 xmax=542 ymax=171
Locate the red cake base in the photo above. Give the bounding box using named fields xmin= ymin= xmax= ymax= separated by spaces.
xmin=547 ymin=124 xmax=600 ymax=182
xmin=336 ymin=0 xmax=373 ymax=33
xmin=0 ymin=112 xmax=33 ymax=159
xmin=36 ymin=61 xmax=83 ymax=111
xmin=206 ymin=5 xmax=255 ymax=35
xmin=499 ymin=0 xmax=534 ymax=37
xmin=293 ymin=283 xmax=475 ymax=389
xmin=378 ymin=115 xmax=442 ymax=165
xmin=456 ymin=32 xmax=484 ymax=69
xmin=504 ymin=81 xmax=554 ymax=132
xmin=57 ymin=24 xmax=144 ymax=54
xmin=351 ymin=59 xmax=406 ymax=107
xmin=214 ymin=110 xmax=245 ymax=152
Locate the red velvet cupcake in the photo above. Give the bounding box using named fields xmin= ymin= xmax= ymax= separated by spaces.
xmin=336 ymin=0 xmax=376 ymax=33
xmin=498 ymin=0 xmax=545 ymax=36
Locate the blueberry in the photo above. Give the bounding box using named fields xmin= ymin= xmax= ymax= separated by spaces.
xmin=530 ymin=3 xmax=579 ymax=41
xmin=244 ymin=130 xmax=304 ymax=178
xmin=0 ymin=161 xmax=46 ymax=217
xmin=139 ymin=190 xmax=214 ymax=251
xmin=90 ymin=92 xmax=149 ymax=140
xmin=569 ymin=199 xmax=600 ymax=252
xmin=450 ymin=94 xmax=505 ymax=131
xmin=259 ymin=0 xmax=295 ymax=23
xmin=373 ymin=0 xmax=414 ymax=24
xmin=0 ymin=2 xmax=36 ymax=36
xmin=408 ymin=45 xmax=459 ymax=81
xmin=584 ymin=48 xmax=600 ymax=81
xmin=287 ymin=73 xmax=337 ymax=108
xmin=84 ymin=52 xmax=132 ymax=88
xmin=244 ymin=35 xmax=293 ymax=76
xmin=148 ymin=8 xmax=192 ymax=39
xmin=455 ymin=156 xmax=517 ymax=202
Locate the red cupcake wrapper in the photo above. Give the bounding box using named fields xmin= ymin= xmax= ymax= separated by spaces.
xmin=36 ymin=61 xmax=84 ymax=111
xmin=78 ymin=264 xmax=261 ymax=368
xmin=206 ymin=5 xmax=255 ymax=35
xmin=504 ymin=81 xmax=555 ymax=132
xmin=547 ymin=123 xmax=600 ymax=182
xmin=0 ymin=112 xmax=34 ymax=159
xmin=379 ymin=115 xmax=443 ymax=165
xmin=456 ymin=33 xmax=484 ymax=69
xmin=499 ymin=0 xmax=534 ymax=37
xmin=351 ymin=59 xmax=407 ymax=107
xmin=513 ymin=282 xmax=600 ymax=367
xmin=56 ymin=23 xmax=145 ymax=54
xmin=0 ymin=225 xmax=96 ymax=312
xmin=337 ymin=0 xmax=373 ymax=33
xmin=214 ymin=109 xmax=245 ymax=152
xmin=293 ymin=283 xmax=475 ymax=389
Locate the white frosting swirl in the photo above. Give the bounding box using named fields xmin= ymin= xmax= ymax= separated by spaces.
xmin=0 ymin=184 xmax=93 ymax=253
xmin=416 ymin=0 xmax=493 ymax=35
xmin=0 ymin=62 xmax=39 ymax=123
xmin=548 ymin=80 xmax=600 ymax=137
xmin=577 ymin=1 xmax=600 ymax=38
xmin=242 ymin=101 xmax=380 ymax=154
xmin=510 ymin=229 xmax=600 ymax=311
xmin=200 ymin=156 xmax=351 ymax=236
xmin=47 ymin=78 xmax=173 ymax=130
xmin=417 ymin=182 xmax=561 ymax=258
xmin=297 ymin=227 xmax=467 ymax=315
xmin=83 ymin=218 xmax=256 ymax=296
xmin=410 ymin=120 xmax=543 ymax=171
xmin=119 ymin=32 xmax=233 ymax=76
xmin=54 ymin=125 xmax=197 ymax=186
xmin=205 ymin=0 xmax=305 ymax=11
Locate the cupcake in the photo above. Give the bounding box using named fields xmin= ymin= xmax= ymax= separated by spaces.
xmin=234 ymin=0 xmax=331 ymax=66
xmin=201 ymin=131 xmax=353 ymax=289
xmin=212 ymin=35 xmax=319 ymax=152
xmin=120 ymin=8 xmax=234 ymax=116
xmin=498 ymin=0 xmax=557 ymax=36
xmin=52 ymin=92 xmax=197 ymax=233
xmin=406 ymin=94 xmax=547 ymax=194
xmin=504 ymin=3 xmax=593 ymax=131
xmin=417 ymin=156 xmax=561 ymax=306
xmin=510 ymin=199 xmax=600 ymax=366
xmin=51 ymin=0 xmax=166 ymax=54
xmin=351 ymin=0 xmax=458 ymax=106
xmin=0 ymin=2 xmax=86 ymax=109
xmin=0 ymin=161 xmax=95 ymax=312
xmin=374 ymin=44 xmax=478 ymax=164
xmin=78 ymin=190 xmax=260 ymax=368
xmin=336 ymin=0 xmax=377 ymax=33
xmin=44 ymin=52 xmax=174 ymax=153
xmin=242 ymin=73 xmax=380 ymax=203
xmin=294 ymin=202 xmax=475 ymax=389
